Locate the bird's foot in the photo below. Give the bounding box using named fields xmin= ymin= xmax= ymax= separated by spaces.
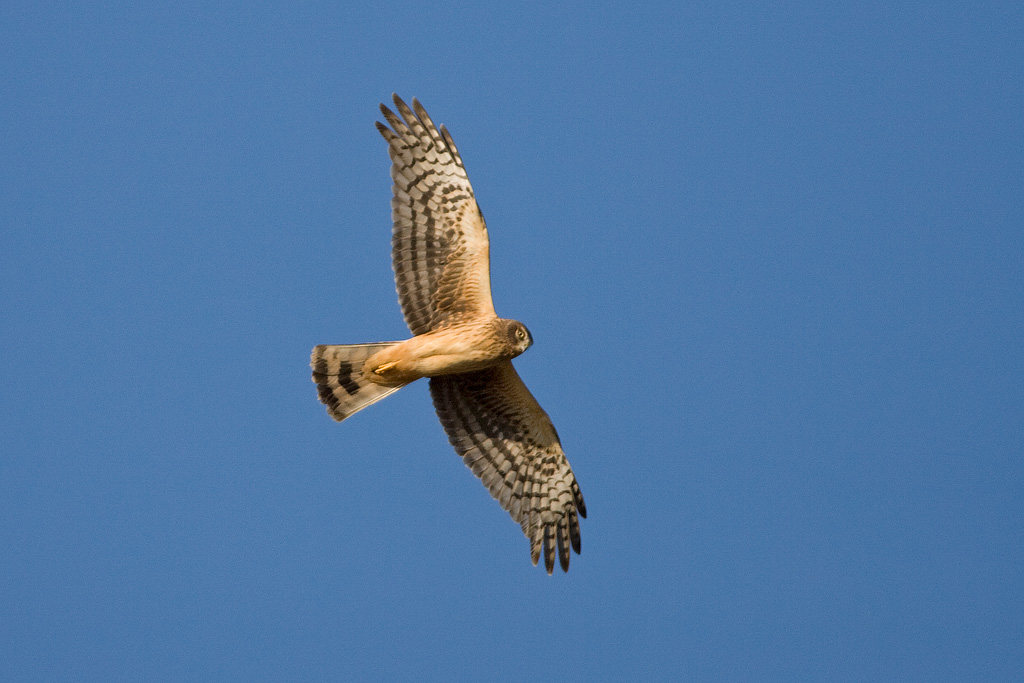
xmin=373 ymin=361 xmax=398 ymax=375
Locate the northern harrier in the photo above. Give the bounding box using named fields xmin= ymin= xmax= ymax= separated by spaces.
xmin=311 ymin=95 xmax=586 ymax=573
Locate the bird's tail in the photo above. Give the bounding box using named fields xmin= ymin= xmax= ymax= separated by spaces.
xmin=311 ymin=343 xmax=407 ymax=422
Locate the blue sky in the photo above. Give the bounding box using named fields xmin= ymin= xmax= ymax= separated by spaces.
xmin=2 ymin=2 xmax=1022 ymax=681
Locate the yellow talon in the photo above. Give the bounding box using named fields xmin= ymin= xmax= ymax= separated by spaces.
xmin=374 ymin=361 xmax=398 ymax=375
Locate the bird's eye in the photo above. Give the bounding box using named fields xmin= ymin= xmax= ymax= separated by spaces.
xmin=517 ymin=329 xmax=526 ymax=340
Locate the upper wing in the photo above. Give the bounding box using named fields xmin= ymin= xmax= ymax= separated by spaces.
xmin=376 ymin=95 xmax=496 ymax=336
xmin=429 ymin=362 xmax=586 ymax=574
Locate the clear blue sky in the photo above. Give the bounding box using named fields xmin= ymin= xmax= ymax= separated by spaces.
xmin=2 ymin=2 xmax=1021 ymax=681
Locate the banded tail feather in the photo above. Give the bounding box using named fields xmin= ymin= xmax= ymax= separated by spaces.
xmin=311 ymin=343 xmax=407 ymax=422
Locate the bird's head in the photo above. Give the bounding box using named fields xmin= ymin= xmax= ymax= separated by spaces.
xmin=505 ymin=319 xmax=534 ymax=356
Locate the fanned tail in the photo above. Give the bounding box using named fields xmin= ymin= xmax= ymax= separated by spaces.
xmin=311 ymin=343 xmax=406 ymax=422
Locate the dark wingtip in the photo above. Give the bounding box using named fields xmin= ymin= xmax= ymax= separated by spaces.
xmin=569 ymin=510 xmax=582 ymax=555
xmin=574 ymin=482 xmax=587 ymax=518
xmin=543 ymin=527 xmax=555 ymax=574
xmin=559 ymin=531 xmax=571 ymax=573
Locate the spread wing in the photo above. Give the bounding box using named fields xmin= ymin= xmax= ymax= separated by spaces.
xmin=376 ymin=95 xmax=496 ymax=336
xmin=429 ymin=362 xmax=586 ymax=574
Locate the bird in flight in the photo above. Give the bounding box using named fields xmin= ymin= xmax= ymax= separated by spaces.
xmin=311 ymin=95 xmax=586 ymax=573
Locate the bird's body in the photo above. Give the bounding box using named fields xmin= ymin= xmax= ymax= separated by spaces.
xmin=312 ymin=95 xmax=585 ymax=573
xmin=359 ymin=318 xmax=533 ymax=386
